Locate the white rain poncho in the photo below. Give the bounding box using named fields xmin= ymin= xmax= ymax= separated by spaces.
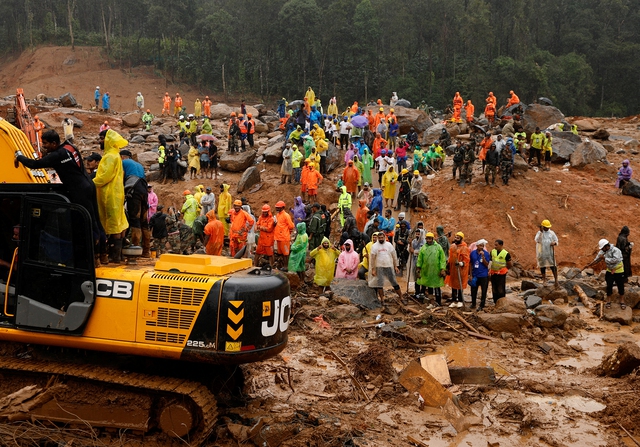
xmin=535 ymin=229 xmax=558 ymax=268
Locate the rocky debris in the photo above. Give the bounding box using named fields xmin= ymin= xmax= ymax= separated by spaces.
xmin=326 ymin=304 xmax=362 ymax=321
xmin=561 ymin=267 xmax=583 ymax=280
xmin=422 ymin=123 xmax=447 ymax=145
xmin=623 ymin=290 xmax=640 ymax=308
xmin=521 ymin=104 xmax=565 ymax=134
xmin=493 ymin=296 xmax=526 ymax=314
xmin=570 ymin=140 xmax=608 ymax=167
xmin=254 ymin=119 xmax=269 ymax=133
xmin=129 ymin=135 xmax=145 ymax=144
xmin=136 ymin=151 xmax=158 ymax=165
xmin=561 ymin=280 xmax=598 ymax=298
xmin=330 ymin=279 xmax=380 ymax=309
xmin=525 ymin=295 xmax=543 ymax=309
xmin=622 ymin=179 xmax=640 ymax=199
xmin=253 ymin=104 xmax=268 ymax=116
xmin=267 ymin=134 xmax=285 ymax=147
xmin=591 ymin=128 xmax=610 ymax=140
xmin=477 ymin=313 xmax=523 ymax=333
xmin=597 ymin=342 xmax=640 ymax=377
xmin=551 ymin=139 xmax=579 ymax=163
xmin=550 ymin=130 xmax=582 ymax=144
xmin=571 ymin=118 xmax=599 ymax=131
xmin=264 ymin=145 xmax=284 ymax=164
xmin=59 ymin=92 xmax=77 ymax=107
xmin=624 ymin=139 xmax=639 ymax=151
xmin=324 ymin=141 xmax=342 ymax=173
xmin=364 ymin=105 xmax=433 ymax=135
xmin=537 ymin=285 xmax=569 ymax=303
xmin=122 ymin=112 xmax=141 ymax=128
xmin=211 ymin=103 xmax=233 ymax=119
xmin=394 ymin=99 xmax=411 ymax=108
xmin=236 ymin=166 xmax=261 ymax=193
xmin=602 ymin=304 xmax=632 ymax=325
xmin=219 ymin=150 xmax=255 ymax=172
xmin=533 ymin=305 xmax=567 ymax=328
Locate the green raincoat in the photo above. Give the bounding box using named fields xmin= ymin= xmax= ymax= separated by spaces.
xmin=288 ymin=222 xmax=308 ymax=272
xmin=416 ymin=241 xmax=447 ymax=288
xmin=309 ymin=237 xmax=340 ymax=286
xmin=362 ymin=149 xmax=373 ymax=185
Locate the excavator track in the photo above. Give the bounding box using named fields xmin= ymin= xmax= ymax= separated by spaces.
xmin=0 ymin=355 xmax=218 ymax=445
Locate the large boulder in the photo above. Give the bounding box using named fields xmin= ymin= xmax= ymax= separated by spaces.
xmin=267 ymin=134 xmax=285 ymax=146
xmin=136 ymin=151 xmax=158 ymax=165
xmin=254 ymin=120 xmax=269 ymax=133
xmin=494 ymin=297 xmax=526 ymax=314
xmin=602 ymin=304 xmax=632 ymax=325
xmin=364 ymin=105 xmax=433 ymax=135
xmin=550 ymin=131 xmax=581 ymax=144
xmin=129 ymin=135 xmax=146 ymax=144
xmin=59 ymin=92 xmax=77 ymax=108
xmin=325 ymin=142 xmax=341 ymax=172
xmin=571 ymin=118 xmax=599 ymax=132
xmin=534 ymin=305 xmax=567 ymax=328
xmin=477 ymin=313 xmax=523 ymax=333
xmin=253 ymin=104 xmax=268 ymax=116
xmin=219 ymin=150 xmax=256 ymax=172
xmin=521 ymin=104 xmax=565 ymax=134
xmin=264 ymin=145 xmax=284 ymax=164
xmin=422 ymin=123 xmax=446 ymax=145
xmin=525 ymin=295 xmax=543 ymax=309
xmin=237 ymin=166 xmax=261 ymax=193
xmin=330 ymin=278 xmax=380 ymax=309
xmin=551 ymin=138 xmax=579 ymax=163
xmin=592 ymin=128 xmax=610 ymax=140
xmin=570 ymin=140 xmax=608 ymax=167
xmin=211 ymin=103 xmax=233 ymax=120
xmin=122 ymin=112 xmax=141 ymax=128
xmin=622 ymin=179 xmax=640 ymax=199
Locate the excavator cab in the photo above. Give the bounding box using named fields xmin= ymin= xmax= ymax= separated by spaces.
xmin=0 ymin=186 xmax=96 ymax=333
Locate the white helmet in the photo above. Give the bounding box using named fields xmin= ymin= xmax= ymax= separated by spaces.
xmin=598 ymin=238 xmax=609 ymax=250
xmin=179 ymin=115 xmax=185 ymax=120
xmin=96 ymin=86 xmax=100 ymax=89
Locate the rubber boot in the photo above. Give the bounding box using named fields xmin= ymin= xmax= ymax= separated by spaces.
xmin=130 ymin=227 xmax=142 ymax=247
xmin=141 ymin=228 xmax=152 ymax=258
xmin=109 ymin=239 xmax=123 ymax=264
xmin=99 ymin=252 xmax=109 ymax=265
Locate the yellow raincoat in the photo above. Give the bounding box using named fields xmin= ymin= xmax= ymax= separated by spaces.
xmin=93 ymin=130 xmax=129 ymax=235
xmin=193 ymin=185 xmax=204 ymax=214
xmin=309 ymin=237 xmax=340 ymax=286
xmin=188 ymin=146 xmax=201 ymax=173
xmin=304 ymin=87 xmax=316 ymax=106
xmin=381 ymin=166 xmax=399 ymax=200
xmin=217 ymin=184 xmax=232 ymax=236
xmin=194 ymin=99 xmax=202 ymax=117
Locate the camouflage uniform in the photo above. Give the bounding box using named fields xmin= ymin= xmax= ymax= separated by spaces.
xmin=178 ymin=223 xmax=195 ymax=254
xmin=166 ymin=214 xmax=181 ymax=253
xmin=461 ymin=144 xmax=475 ymax=185
xmin=500 ymin=146 xmax=513 ymax=185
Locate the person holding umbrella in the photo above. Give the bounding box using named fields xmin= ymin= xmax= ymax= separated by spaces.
xmin=535 ymin=219 xmax=558 ymax=286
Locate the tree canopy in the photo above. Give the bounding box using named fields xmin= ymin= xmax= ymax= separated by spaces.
xmin=2 ymin=0 xmax=639 ymax=116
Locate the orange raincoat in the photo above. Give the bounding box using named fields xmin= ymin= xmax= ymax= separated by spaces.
xmin=445 ymin=241 xmax=470 ymax=290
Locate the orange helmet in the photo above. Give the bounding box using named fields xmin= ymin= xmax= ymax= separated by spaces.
xmin=205 ymin=95 xmax=209 ymax=99
xmin=34 ymin=115 xmax=39 ymax=120
xmin=104 ymin=121 xmax=108 ymax=125
xmin=262 ymin=204 xmax=271 ymax=212
xmin=233 ymin=199 xmax=242 ymax=206
xmin=238 ymin=114 xmax=244 ymax=119
xmin=176 ymin=93 xmax=180 ymax=96
xmin=146 ymin=109 xmax=150 ymax=113
xmin=247 ymin=113 xmax=252 ymax=118
xmin=165 ymin=92 xmax=169 ymax=95
xmin=276 ymin=201 xmax=286 ymax=208
xmin=183 ymin=190 xmax=191 ymax=195
xmin=230 ymin=112 xmax=236 ymax=117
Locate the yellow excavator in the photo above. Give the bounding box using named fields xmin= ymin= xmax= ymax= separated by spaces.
xmin=0 ymin=117 xmax=290 ymax=442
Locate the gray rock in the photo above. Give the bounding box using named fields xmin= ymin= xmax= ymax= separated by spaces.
xmin=592 ymin=128 xmax=610 ymax=140
xmin=622 ymin=179 xmax=640 ymax=199
xmin=262 ymin=115 xmax=280 ymax=124
xmin=264 ymin=145 xmax=284 ymax=164
xmin=211 ymin=103 xmax=233 ymax=119
xmin=236 ymin=166 xmax=261 ymax=193
xmin=122 ymin=112 xmax=141 ymax=128
xmin=623 ymin=289 xmax=640 ymax=308
xmin=570 ymin=140 xmax=608 ymax=167
xmin=624 ymin=139 xmax=639 ymax=150
xmin=330 ymin=278 xmax=380 ymax=310
xmin=129 ymin=135 xmax=146 ymax=144
xmin=494 ymin=296 xmax=526 ymax=314
xmin=394 ymin=99 xmax=411 ymax=108
xmin=603 ymin=143 xmax=615 ymax=153
xmin=602 ymin=304 xmax=632 ymax=325
xmin=525 ymin=295 xmax=543 ymax=309
xmin=59 ymin=92 xmax=77 ymax=107
xmin=365 ymin=105 xmax=433 ymax=135
xmin=268 ymin=134 xmax=285 ymax=146
xmin=534 ymin=305 xmax=568 ymax=328
xmin=522 ymin=104 xmax=565 ymax=134
xmin=254 ymin=119 xmax=269 ymax=133
xmin=477 ymin=313 xmax=523 ymax=333
xmin=537 ymin=286 xmax=569 ymax=303
xmin=219 ymin=150 xmax=256 ymax=172
xmin=422 ymin=123 xmax=447 ymax=145
xmin=253 ymin=104 xmax=268 ymax=116
xmin=562 ymin=281 xmax=598 ymax=298
xmin=551 ymin=138 xmax=578 ymax=163
xmin=561 ymin=267 xmax=583 ymax=280
xmin=136 ymin=151 xmax=158 ymax=165
xmin=267 ymin=131 xmax=282 ymax=139
xmin=325 ymin=142 xmax=341 ymax=173
xmin=521 ymin=280 xmax=539 ymax=291
xmin=521 ymin=289 xmax=538 ymax=297
xmin=550 ymin=131 xmax=581 ymax=144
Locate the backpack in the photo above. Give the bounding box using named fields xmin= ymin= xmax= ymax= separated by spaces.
xmin=453 ymin=148 xmax=464 ymax=163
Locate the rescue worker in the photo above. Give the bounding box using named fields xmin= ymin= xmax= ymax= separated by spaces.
xmin=288 ymin=223 xmax=309 ymax=281
xmin=308 ymin=203 xmax=326 ymax=250
xmin=203 ymin=209 xmax=224 ymax=256
xmin=469 ymin=239 xmax=491 ymax=311
xmin=416 ymin=231 xmax=447 ymax=306
xmin=237 ymin=114 xmax=248 ymax=151
xmin=486 ymin=91 xmax=497 ymax=108
xmin=343 ymin=160 xmax=360 ymax=198
xmin=489 ymin=239 xmax=512 ymax=302
xmin=500 ymin=141 xmax=513 ymax=185
xmin=396 ymin=169 xmax=412 ymax=212
xmin=142 ymin=109 xmax=154 ymax=131
xmin=174 ymin=93 xmax=183 ymax=117
xmin=584 ymin=239 xmax=626 ymax=309
xmin=535 ymin=219 xmax=559 ymax=286
xmin=529 ymin=126 xmax=545 ymax=167
xmin=461 ymin=143 xmax=475 ymax=187
xmin=162 ymin=92 xmax=171 ymax=116
xmin=275 ymin=201 xmax=295 ymax=269
xmin=445 ymin=232 xmax=470 ymax=308
xmin=102 ymin=92 xmax=110 ymax=113
xmin=485 ymin=143 xmax=499 ymax=187
xmin=484 ymin=101 xmax=496 ymax=127
xmin=203 ymin=96 xmax=212 ymax=118
xmin=410 ymin=170 xmax=423 ymax=211
xmin=186 ymin=114 xmax=198 ymax=146
xmin=310 ymin=238 xmax=341 ymax=286
xmin=303 ymin=162 xmax=323 ymax=203
xmin=33 ymin=115 xmax=45 ymax=144
xmin=120 ymin=149 xmax=150 ymax=256
xmin=246 ymin=113 xmax=256 ymax=149
xmin=542 ymin=131 xmax=553 ymax=171
xmin=228 ymin=116 xmax=240 ymax=152
xmin=255 ymin=204 xmax=276 ymax=266
xmin=149 ymin=205 xmax=168 ymax=256
xmin=452 ymin=92 xmax=463 ymax=122
xmin=136 ymin=92 xmax=144 ymax=110
xmin=452 ymin=141 xmax=464 ymax=180
xmin=227 ymin=199 xmax=255 ymax=257
xmin=194 ymin=98 xmax=202 ymax=117
xmin=218 ymin=184 xmax=232 ymax=236
xmin=465 ymin=100 xmax=475 ymax=124
xmin=506 ymin=90 xmax=520 ymax=108
xmin=181 ymin=190 xmax=199 ymax=228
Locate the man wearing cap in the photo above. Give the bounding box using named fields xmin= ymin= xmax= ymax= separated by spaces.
xmin=535 ymin=220 xmax=558 ymax=286
xmin=489 ymin=239 xmax=512 ymax=302
xmin=469 ymin=239 xmax=491 ymax=310
xmin=120 ymin=150 xmax=151 ymax=256
xmin=445 ymin=232 xmax=470 ymax=307
xmin=308 ymin=203 xmax=326 ymax=250
xmin=227 ymin=199 xmax=254 ymax=257
xmin=339 ymin=116 xmax=352 ymax=150
xmin=416 ymin=231 xmax=447 ymax=305
xmin=85 ymin=152 xmax=102 ymax=179
xmin=186 ymin=114 xmax=198 ymax=145
xmin=274 ymin=201 xmax=295 ymax=269
xmin=200 ymin=186 xmax=216 ymax=216
xmin=584 ymin=239 xmax=626 ymax=309
xmin=203 ymin=210 xmax=224 ymax=256
xmin=254 ymin=205 xmax=276 ymax=266
xmin=369 ymin=232 xmax=403 ymax=305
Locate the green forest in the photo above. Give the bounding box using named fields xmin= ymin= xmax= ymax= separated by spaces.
xmin=2 ymin=0 xmax=640 ymax=116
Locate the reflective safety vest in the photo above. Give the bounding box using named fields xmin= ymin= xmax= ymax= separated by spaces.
xmin=238 ymin=120 xmax=248 ymax=134
xmin=158 ymin=146 xmax=165 ymax=164
xmin=490 ymin=249 xmax=509 ymax=274
xmin=609 ymin=262 xmax=624 ymax=274
xmin=248 ymin=119 xmax=256 ymax=134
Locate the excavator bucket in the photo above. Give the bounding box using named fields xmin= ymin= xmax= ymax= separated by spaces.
xmin=0 ymin=118 xmax=49 ymax=183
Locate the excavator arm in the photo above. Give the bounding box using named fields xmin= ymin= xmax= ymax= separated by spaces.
xmin=0 ymin=118 xmax=49 ymax=184
xmin=13 ymin=88 xmax=40 ymax=156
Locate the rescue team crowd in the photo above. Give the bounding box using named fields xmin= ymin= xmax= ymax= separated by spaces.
xmin=14 ymin=87 xmax=634 ymax=310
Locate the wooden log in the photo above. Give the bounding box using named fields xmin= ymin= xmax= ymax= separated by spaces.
xmin=450 ymin=311 xmax=477 ymax=332
xmin=330 ymin=350 xmax=370 ymax=402
xmin=597 ymin=342 xmax=640 ymax=377
xmin=399 ymin=360 xmax=453 ymax=408
xmin=467 ymin=331 xmax=496 ymax=341
xmin=448 ymin=366 xmax=496 ymax=385
xmin=573 ymin=284 xmax=592 ymax=309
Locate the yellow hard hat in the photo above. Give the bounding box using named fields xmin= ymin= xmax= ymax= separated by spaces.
xmin=401 ymin=168 xmax=408 ymax=174
xmin=541 ymin=219 xmax=552 ymax=228
xmin=413 ymin=170 xmax=420 ymax=175
xmin=379 ymin=107 xmax=384 ymax=112
xmin=456 ymin=231 xmax=465 ymax=239
xmin=425 ymin=232 xmax=435 ymax=238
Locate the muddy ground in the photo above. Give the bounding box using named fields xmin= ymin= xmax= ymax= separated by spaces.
xmin=1 ymin=46 xmax=640 ymax=446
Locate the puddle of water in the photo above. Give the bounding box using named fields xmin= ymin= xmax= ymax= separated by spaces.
xmin=557 ymin=332 xmax=607 ymax=369
xmin=562 ymin=395 xmax=607 ymax=413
